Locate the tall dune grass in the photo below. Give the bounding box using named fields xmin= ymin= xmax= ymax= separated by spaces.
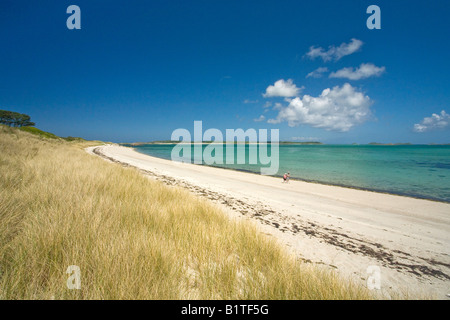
xmin=0 ymin=125 xmax=373 ymax=299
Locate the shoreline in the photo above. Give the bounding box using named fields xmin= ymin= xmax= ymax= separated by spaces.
xmin=131 ymin=147 xmax=450 ymax=204
xmin=87 ymin=144 xmax=450 ymax=299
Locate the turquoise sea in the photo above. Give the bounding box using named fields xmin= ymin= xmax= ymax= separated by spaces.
xmin=127 ymin=144 xmax=450 ymax=203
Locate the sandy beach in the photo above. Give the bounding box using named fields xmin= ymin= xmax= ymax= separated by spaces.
xmin=87 ymin=144 xmax=450 ymax=299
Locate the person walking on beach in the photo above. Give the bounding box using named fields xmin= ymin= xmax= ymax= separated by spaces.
xmin=283 ymin=173 xmax=287 ymax=183
xmin=286 ymin=172 xmax=290 ymax=183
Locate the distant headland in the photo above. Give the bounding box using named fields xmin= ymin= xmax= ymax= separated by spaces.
xmin=123 ymin=141 xmax=324 ymax=146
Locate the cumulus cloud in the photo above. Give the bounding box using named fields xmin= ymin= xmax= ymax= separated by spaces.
xmin=273 ymin=102 xmax=283 ymax=110
xmin=413 ymin=110 xmax=450 ymax=132
xmin=253 ymin=115 xmax=266 ymax=122
xmin=306 ymin=67 xmax=329 ymax=78
xmin=263 ymin=79 xmax=303 ymax=98
xmin=305 ymin=38 xmax=363 ymax=62
xmin=329 ymin=63 xmax=385 ymax=80
xmin=267 ymin=83 xmax=373 ymax=132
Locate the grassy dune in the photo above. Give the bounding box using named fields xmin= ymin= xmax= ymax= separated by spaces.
xmin=0 ymin=125 xmax=373 ymax=299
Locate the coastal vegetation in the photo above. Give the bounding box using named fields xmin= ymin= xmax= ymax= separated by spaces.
xmin=18 ymin=126 xmax=86 ymax=142
xmin=18 ymin=126 xmax=61 ymax=140
xmin=0 ymin=125 xmax=372 ymax=299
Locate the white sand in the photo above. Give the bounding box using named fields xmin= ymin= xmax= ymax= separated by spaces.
xmin=87 ymin=145 xmax=450 ymax=299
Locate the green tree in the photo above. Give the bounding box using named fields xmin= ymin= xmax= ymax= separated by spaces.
xmin=0 ymin=110 xmax=35 ymax=127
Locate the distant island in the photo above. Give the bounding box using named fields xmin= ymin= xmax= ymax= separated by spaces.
xmin=123 ymin=141 xmax=323 ymax=146
xmin=368 ymin=142 xmax=450 ymax=146
xmin=368 ymin=142 xmax=412 ymax=146
xmin=123 ymin=141 xmax=450 ymax=146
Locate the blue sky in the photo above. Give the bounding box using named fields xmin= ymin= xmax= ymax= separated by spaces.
xmin=1 ymin=0 xmax=449 ymax=143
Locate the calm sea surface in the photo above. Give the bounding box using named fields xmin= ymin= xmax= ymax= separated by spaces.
xmin=128 ymin=144 xmax=450 ymax=203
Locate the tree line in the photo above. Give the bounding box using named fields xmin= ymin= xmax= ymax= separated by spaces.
xmin=0 ymin=110 xmax=35 ymax=127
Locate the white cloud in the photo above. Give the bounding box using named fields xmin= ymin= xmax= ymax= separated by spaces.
xmin=329 ymin=63 xmax=385 ymax=80
xmin=413 ymin=110 xmax=450 ymax=132
xmin=273 ymin=102 xmax=283 ymax=110
xmin=305 ymin=38 xmax=363 ymax=62
xmin=263 ymin=101 xmax=272 ymax=108
xmin=263 ymin=79 xmax=303 ymax=98
xmin=306 ymin=67 xmax=329 ymax=78
xmin=253 ymin=115 xmax=266 ymax=122
xmin=243 ymin=99 xmax=259 ymax=104
xmin=268 ymin=83 xmax=373 ymax=132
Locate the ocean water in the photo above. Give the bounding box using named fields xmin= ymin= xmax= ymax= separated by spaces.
xmin=128 ymin=144 xmax=450 ymax=203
